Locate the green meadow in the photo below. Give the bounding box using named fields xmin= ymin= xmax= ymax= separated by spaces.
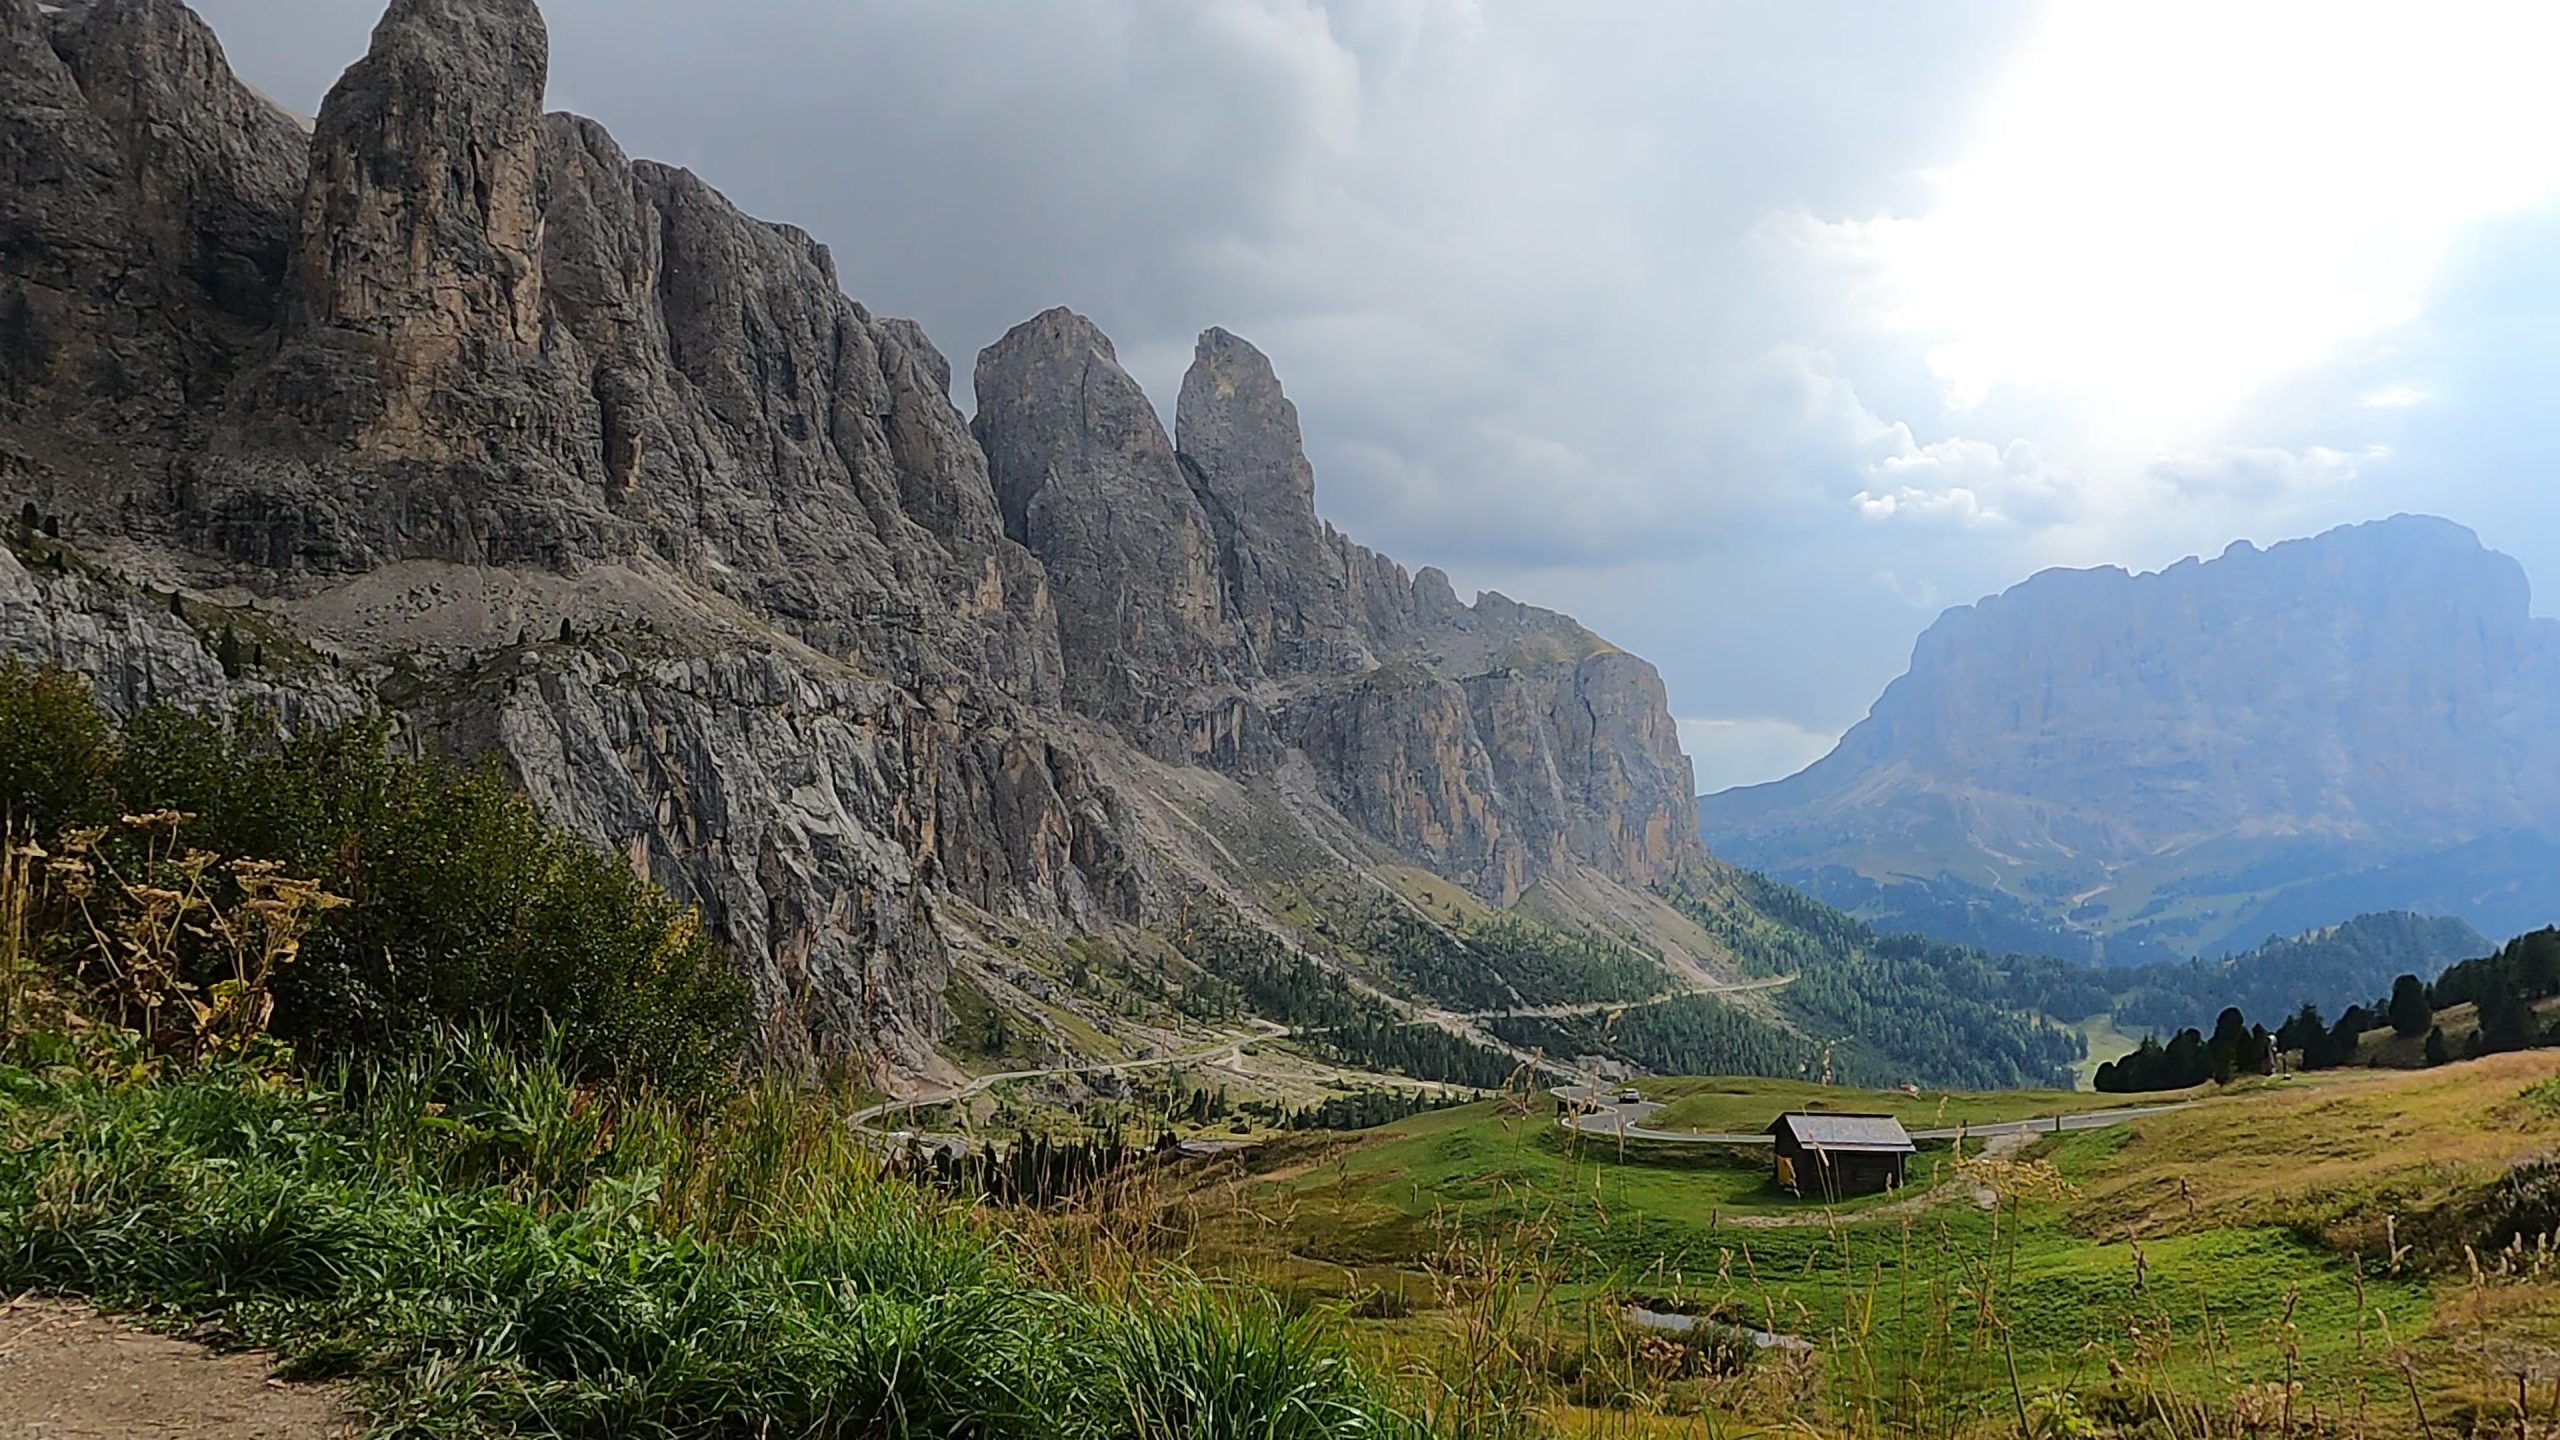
xmin=1626 ymin=1075 xmax=2177 ymax=1135
xmin=1180 ymin=1056 xmax=2560 ymax=1438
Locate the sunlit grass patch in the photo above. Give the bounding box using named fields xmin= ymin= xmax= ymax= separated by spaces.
xmin=1637 ymin=1075 xmax=2171 ymax=1136
xmin=1178 ymin=1057 xmax=2560 ymax=1437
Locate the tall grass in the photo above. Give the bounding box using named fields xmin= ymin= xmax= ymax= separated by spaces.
xmin=0 ymin=1033 xmax=1432 ymax=1440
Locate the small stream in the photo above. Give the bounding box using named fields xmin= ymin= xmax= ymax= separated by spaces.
xmin=1624 ymin=1304 xmax=1813 ymax=1353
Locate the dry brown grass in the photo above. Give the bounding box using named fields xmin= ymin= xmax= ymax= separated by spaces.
xmin=2066 ymin=1052 xmax=2560 ymax=1248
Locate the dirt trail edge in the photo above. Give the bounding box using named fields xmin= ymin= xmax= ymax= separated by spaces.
xmin=0 ymin=1298 xmax=354 ymax=1440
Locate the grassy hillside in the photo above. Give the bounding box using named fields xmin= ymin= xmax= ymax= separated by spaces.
xmin=1633 ymin=1076 xmax=2172 ymax=1135
xmin=1174 ymin=1054 xmax=2560 ymax=1438
xmin=8 ymin=666 xmax=2558 ymax=1439
xmin=2071 ymin=1014 xmax=2142 ymax=1087
xmin=0 ymin=1041 xmax=1448 ymax=1440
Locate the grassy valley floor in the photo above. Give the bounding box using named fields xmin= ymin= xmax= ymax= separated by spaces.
xmin=4 ymin=1039 xmax=2556 ymax=1438
xmin=1628 ymin=1076 xmax=2175 ymax=1135
xmin=1169 ymin=1056 xmax=2560 ymax=1438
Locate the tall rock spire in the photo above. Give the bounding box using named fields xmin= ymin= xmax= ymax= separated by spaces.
xmin=972 ymin=307 xmax=1241 ymax=736
xmin=1175 ymin=327 xmax=1366 ymax=673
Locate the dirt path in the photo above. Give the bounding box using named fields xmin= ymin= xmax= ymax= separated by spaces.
xmin=0 ymin=1299 xmax=351 ymax=1439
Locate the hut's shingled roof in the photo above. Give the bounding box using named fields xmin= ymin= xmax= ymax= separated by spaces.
xmin=1767 ymin=1113 xmax=1916 ymax=1153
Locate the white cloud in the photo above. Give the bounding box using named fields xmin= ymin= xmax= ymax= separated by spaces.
xmin=1798 ymin=3 xmax=2560 ymax=445
xmin=1871 ymin=571 xmax=1946 ymax=612
xmin=1856 ymin=435 xmax=2070 ymax=528
xmin=2359 ymin=383 xmax=2429 ymax=410
xmin=1679 ymin=717 xmax=1843 ymax=795
xmin=2146 ymin=445 xmax=2371 ymax=507
xmin=1854 ymin=485 xmax=1988 ymax=526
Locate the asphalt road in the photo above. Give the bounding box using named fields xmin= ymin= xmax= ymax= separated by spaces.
xmin=1552 ymin=1085 xmax=2194 ymax=1145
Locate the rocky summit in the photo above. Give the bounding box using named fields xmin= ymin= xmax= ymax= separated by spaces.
xmin=0 ymin=0 xmax=1702 ymax=1076
xmin=1705 ymin=514 xmax=2560 ymax=962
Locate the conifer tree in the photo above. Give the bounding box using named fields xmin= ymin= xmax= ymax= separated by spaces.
xmin=2387 ymin=973 xmax=2433 ymax=1038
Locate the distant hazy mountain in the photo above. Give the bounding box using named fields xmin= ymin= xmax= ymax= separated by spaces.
xmin=1702 ymin=516 xmax=2560 ymax=961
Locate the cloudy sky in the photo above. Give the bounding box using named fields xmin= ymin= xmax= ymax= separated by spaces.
xmin=194 ymin=0 xmax=2560 ymax=793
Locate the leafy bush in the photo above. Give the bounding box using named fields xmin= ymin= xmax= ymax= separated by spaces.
xmin=0 ymin=661 xmax=114 ymax=838
xmin=0 ymin=661 xmax=745 ymax=1097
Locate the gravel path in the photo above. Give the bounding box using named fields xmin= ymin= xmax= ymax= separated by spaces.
xmin=0 ymin=1299 xmax=351 ymax=1439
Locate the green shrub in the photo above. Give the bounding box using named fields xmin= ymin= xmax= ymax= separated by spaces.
xmin=0 ymin=663 xmax=746 ymax=1097
xmin=0 ymin=659 xmax=115 ymax=838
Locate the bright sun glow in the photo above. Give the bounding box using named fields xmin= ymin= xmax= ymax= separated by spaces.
xmin=1830 ymin=2 xmax=2560 ymax=443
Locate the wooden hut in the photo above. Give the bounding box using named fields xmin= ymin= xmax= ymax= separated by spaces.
xmin=1767 ymin=1113 xmax=1914 ymax=1199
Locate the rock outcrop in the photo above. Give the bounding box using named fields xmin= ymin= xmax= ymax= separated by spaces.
xmin=0 ymin=0 xmax=1703 ymax=1071
xmin=0 ymin=0 xmax=303 ymax=453
xmin=1175 ymin=326 xmax=1366 ymax=676
xmin=271 ymin=0 xmax=550 ymax=444
xmin=1705 ymin=515 xmax=2560 ymax=960
xmin=973 ymin=309 xmax=1240 ymax=740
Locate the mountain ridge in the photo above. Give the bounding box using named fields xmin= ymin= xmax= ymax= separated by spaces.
xmin=0 ymin=0 xmax=1707 ymax=1079
xmin=1705 ymin=513 xmax=2560 ymax=960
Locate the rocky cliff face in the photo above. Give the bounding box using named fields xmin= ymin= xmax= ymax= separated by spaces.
xmin=972 ymin=308 xmax=1239 ymax=740
xmin=1175 ymin=326 xmax=1369 ymax=677
xmin=1705 ymin=515 xmax=2560 ymax=960
xmin=0 ymin=0 xmax=1701 ymax=1072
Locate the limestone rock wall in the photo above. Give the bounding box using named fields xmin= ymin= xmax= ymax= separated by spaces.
xmin=0 ymin=0 xmax=1703 ymax=1066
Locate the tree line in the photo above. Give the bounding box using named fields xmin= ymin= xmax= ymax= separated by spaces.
xmin=1243 ymin=1087 xmax=1471 ymax=1132
xmin=892 ymin=1126 xmax=1175 ymax=1206
xmin=2095 ymin=926 xmax=2560 ymax=1092
xmin=1166 ymin=903 xmax=1528 ymax=1088
xmin=1352 ymin=902 xmax=1664 ymax=1012
xmin=1661 ymin=872 xmax=2087 ymax=1090
xmin=1489 ymin=993 xmax=1847 ymax=1086
xmin=1295 ymin=1018 xmax=1524 ymax=1089
xmin=2104 ymin=912 xmax=2488 ymax=1037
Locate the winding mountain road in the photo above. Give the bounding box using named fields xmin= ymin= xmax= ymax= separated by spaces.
xmin=1434 ymin=972 xmax=1796 ymax=1024
xmin=852 ymin=970 xmax=1805 ymax=1135
xmin=850 ymin=1018 xmax=1292 ymax=1132
xmin=1552 ymin=1085 xmax=2194 ymax=1145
